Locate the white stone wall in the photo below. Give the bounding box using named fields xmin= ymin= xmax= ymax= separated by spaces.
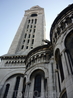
xmin=52 ymin=6 xmax=73 ymax=98
xmin=8 ymin=6 xmax=46 ymax=55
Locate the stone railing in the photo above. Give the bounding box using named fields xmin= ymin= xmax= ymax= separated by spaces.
xmin=26 ymin=50 xmax=53 ymax=69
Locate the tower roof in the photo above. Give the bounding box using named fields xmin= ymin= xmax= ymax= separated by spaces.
xmin=30 ymin=5 xmax=43 ymax=10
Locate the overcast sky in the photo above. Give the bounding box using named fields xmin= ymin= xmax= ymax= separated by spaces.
xmin=0 ymin=0 xmax=73 ymax=56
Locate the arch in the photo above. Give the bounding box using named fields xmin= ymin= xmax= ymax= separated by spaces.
xmin=30 ymin=69 xmax=45 ymax=80
xmin=31 ymin=13 xmax=37 ymax=17
xmin=0 ymin=70 xmax=24 ymax=86
xmin=30 ymin=69 xmax=45 ymax=98
xmin=64 ymin=30 xmax=73 ymax=74
xmin=55 ymin=48 xmax=64 ymax=82
xmin=59 ymin=28 xmax=73 ymax=46
xmin=25 ymin=66 xmax=48 ymax=82
xmin=65 ymin=30 xmax=73 ymax=63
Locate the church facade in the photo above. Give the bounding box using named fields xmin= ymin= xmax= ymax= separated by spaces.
xmin=0 ymin=4 xmax=73 ymax=98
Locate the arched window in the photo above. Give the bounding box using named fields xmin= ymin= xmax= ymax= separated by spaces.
xmin=12 ymin=76 xmax=20 ymax=98
xmin=30 ymin=70 xmax=45 ymax=98
xmin=31 ymin=14 xmax=37 ymax=17
xmin=65 ymin=30 xmax=73 ymax=74
xmin=3 ymin=84 xmax=10 ymax=98
xmin=55 ymin=49 xmax=64 ymax=82
xmin=65 ymin=30 xmax=73 ymax=64
xmin=34 ymin=74 xmax=41 ymax=97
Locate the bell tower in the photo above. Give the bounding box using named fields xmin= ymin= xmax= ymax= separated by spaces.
xmin=8 ymin=6 xmax=46 ymax=55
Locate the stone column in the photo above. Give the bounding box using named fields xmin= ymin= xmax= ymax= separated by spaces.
xmin=64 ymin=52 xmax=73 ymax=98
xmin=55 ymin=71 xmax=59 ymax=98
xmin=47 ymin=63 xmax=54 ymax=98
xmin=64 ymin=52 xmax=71 ymax=75
xmin=61 ymin=52 xmax=69 ymax=78
xmin=24 ymin=83 xmax=28 ymax=98
xmin=67 ymin=52 xmax=73 ymax=73
xmin=29 ymin=78 xmax=34 ymax=98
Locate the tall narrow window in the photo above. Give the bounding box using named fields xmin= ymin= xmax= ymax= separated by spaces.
xmin=33 ymin=29 xmax=35 ymax=33
xmin=27 ymin=25 xmax=29 ymax=29
xmin=12 ymin=76 xmax=20 ymax=98
xmin=27 ymin=40 xmax=29 ymax=44
xmin=34 ymin=74 xmax=41 ymax=97
xmin=35 ymin=19 xmax=37 ymax=24
xmin=28 ymin=34 xmax=30 ymax=38
xmin=55 ymin=49 xmax=64 ymax=82
xmin=32 ymin=39 xmax=34 ymax=44
xmin=21 ymin=45 xmax=24 ymax=49
xmin=34 ymin=25 xmax=36 ymax=28
xmin=23 ymin=40 xmax=25 ymax=44
xmin=28 ymin=20 xmax=30 ymax=23
xmin=32 ymin=19 xmax=33 ymax=23
xmin=44 ymin=79 xmax=47 ymax=92
xmin=32 ymin=35 xmax=34 ymax=38
xmin=3 ymin=84 xmax=10 ymax=98
xmin=31 ymin=25 xmax=32 ymax=28
xmin=26 ymin=46 xmax=28 ymax=49
xmin=30 ymin=29 xmax=32 ymax=32
xmin=24 ymin=34 xmax=27 ymax=38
